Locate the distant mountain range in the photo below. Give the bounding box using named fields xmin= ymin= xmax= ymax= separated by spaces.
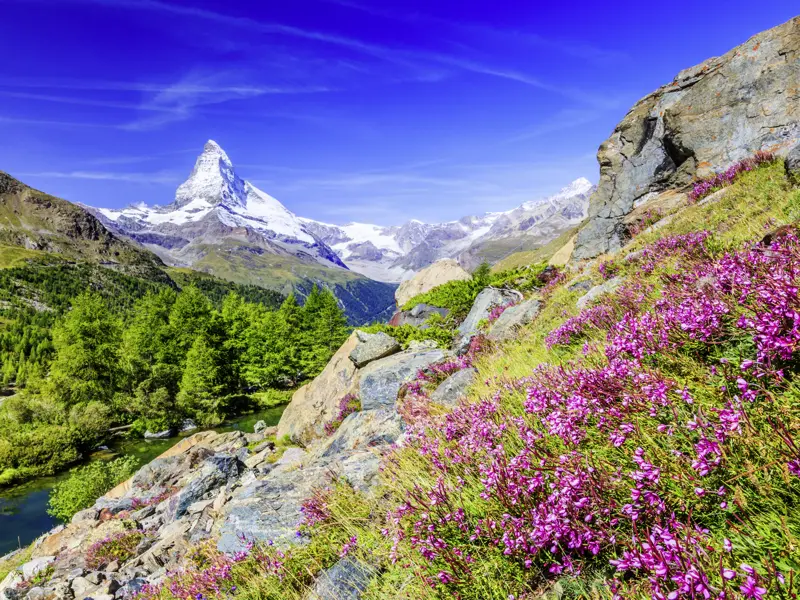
xmin=87 ymin=140 xmax=593 ymax=284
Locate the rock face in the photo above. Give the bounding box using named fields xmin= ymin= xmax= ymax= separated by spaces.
xmin=308 ymin=557 xmax=375 ymax=600
xmin=394 ymin=259 xmax=471 ymax=307
xmin=487 ymin=298 xmax=542 ymax=342
xmin=574 ymin=16 xmax=800 ymax=259
xmin=348 ymin=331 xmax=401 ymax=368
xmin=389 ymin=303 xmax=450 ymax=328
xmin=358 ymin=347 xmax=451 ymax=411
xmin=277 ymin=332 xmax=360 ymax=442
xmin=576 ymin=277 xmax=624 ymax=310
xmin=430 ymin=368 xmax=478 ymax=407
xmin=456 ymin=287 xmax=521 ymax=346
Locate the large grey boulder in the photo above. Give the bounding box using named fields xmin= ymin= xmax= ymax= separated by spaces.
xmin=487 ymin=298 xmax=541 ymax=342
xmin=216 ymin=451 xmax=381 ymax=554
xmin=574 ymin=16 xmax=800 ymax=259
xmin=389 ymin=303 xmax=450 ymax=328
xmin=576 ymin=277 xmax=623 ymax=310
xmin=308 ymin=557 xmax=375 ymax=600
xmin=787 ymin=143 xmax=800 ymax=183
xmin=20 ymin=556 xmax=55 ymax=580
xmin=430 ymin=368 xmax=477 ymax=407
xmin=318 ymin=409 xmax=404 ymax=458
xmin=349 ymin=331 xmax=401 ymax=368
xmin=453 ymin=288 xmax=520 ymax=353
xmin=277 ymin=332 xmax=360 ymax=443
xmin=358 ymin=348 xmax=450 ymax=411
xmin=163 ymin=453 xmax=239 ymax=521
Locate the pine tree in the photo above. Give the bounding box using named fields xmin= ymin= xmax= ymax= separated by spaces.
xmin=176 ymin=334 xmax=223 ymax=424
xmin=45 ymin=292 xmax=121 ymax=407
xmin=169 ymin=286 xmax=212 ymax=363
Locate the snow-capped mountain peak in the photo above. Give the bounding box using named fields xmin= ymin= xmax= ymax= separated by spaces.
xmin=87 ymin=141 xmax=340 ymax=268
xmin=173 ymin=139 xmax=247 ymax=210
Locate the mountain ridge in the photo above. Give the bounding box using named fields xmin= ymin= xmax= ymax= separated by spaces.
xmin=86 ymin=141 xmax=593 ymax=283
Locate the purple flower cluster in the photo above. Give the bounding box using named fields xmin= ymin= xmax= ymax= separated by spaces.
xmin=385 ymin=227 xmax=800 ymax=598
xmin=86 ymin=529 xmax=146 ymax=569
xmin=487 ymin=302 xmax=512 ymax=324
xmin=688 ymin=151 xmax=775 ymax=203
xmin=323 ymin=393 xmax=360 ymax=436
xmin=628 ymin=208 xmax=665 ymax=237
xmin=136 ymin=540 xmax=287 ymax=600
xmin=598 ymin=260 xmax=620 ymax=280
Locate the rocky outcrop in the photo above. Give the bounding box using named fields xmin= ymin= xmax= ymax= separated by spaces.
xmin=454 ymin=287 xmax=521 ymax=352
xmin=389 ymin=303 xmax=450 ymax=328
xmin=430 ymin=368 xmax=478 ymax=407
xmin=348 ymin=331 xmax=401 ymax=368
xmin=576 ymin=277 xmax=623 ymax=310
xmin=308 ymin=557 xmax=375 ymax=600
xmin=277 ymin=332 xmax=360 ymax=442
xmin=487 ymin=298 xmax=541 ymax=342
xmin=574 ymin=16 xmax=800 ymax=259
xmin=358 ymin=347 xmax=451 ymax=411
xmin=787 ymin=142 xmax=800 ymax=183
xmin=394 ymin=259 xmax=471 ymax=307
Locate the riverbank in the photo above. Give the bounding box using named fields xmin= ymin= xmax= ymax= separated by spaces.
xmin=0 ymin=404 xmax=287 ymax=555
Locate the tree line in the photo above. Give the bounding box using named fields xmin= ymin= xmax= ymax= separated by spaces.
xmin=0 ymin=284 xmax=349 ymax=484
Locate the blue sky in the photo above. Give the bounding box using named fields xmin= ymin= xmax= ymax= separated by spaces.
xmin=1 ymin=1 xmax=796 ymax=225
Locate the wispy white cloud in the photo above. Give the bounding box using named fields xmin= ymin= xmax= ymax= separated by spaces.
xmin=22 ymin=0 xmax=607 ymax=104
xmin=324 ymin=0 xmax=629 ymax=67
xmin=17 ymin=170 xmax=180 ymax=184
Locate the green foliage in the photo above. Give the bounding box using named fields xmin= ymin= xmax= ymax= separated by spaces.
xmin=0 ymin=279 xmax=350 ymax=484
xmin=361 ymin=322 xmax=454 ymax=349
xmin=401 ymin=263 xmax=549 ymax=317
xmin=44 ymin=292 xmax=121 ymax=407
xmin=85 ymin=529 xmax=146 ymax=569
xmin=47 ymin=455 xmax=139 ymax=521
xmin=250 ymin=388 xmax=294 ymax=409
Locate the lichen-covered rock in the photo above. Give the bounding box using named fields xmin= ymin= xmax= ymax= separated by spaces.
xmin=277 ymin=332 xmax=360 ymax=443
xmin=576 ymin=277 xmax=623 ymax=310
xmin=395 ymin=259 xmax=471 ymax=307
xmin=454 ymin=287 xmax=520 ymax=352
xmin=574 ymin=16 xmax=800 ymax=259
xmin=430 ymin=368 xmax=477 ymax=406
xmin=317 ymin=409 xmax=404 ymax=458
xmin=348 ymin=331 xmax=401 ymax=368
xmin=487 ymin=298 xmax=541 ymax=342
xmin=308 ymin=557 xmax=375 ymax=600
xmin=358 ymin=348 xmax=450 ymax=411
xmin=389 ymin=303 xmax=450 ymax=328
xmin=216 ymin=450 xmax=380 ymax=554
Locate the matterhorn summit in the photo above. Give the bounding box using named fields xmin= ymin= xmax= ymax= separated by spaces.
xmin=88 ymin=141 xmax=345 ymax=270
xmin=174 ymin=140 xmax=247 ymax=209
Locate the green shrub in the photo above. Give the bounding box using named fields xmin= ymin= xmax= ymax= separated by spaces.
xmin=360 ymin=323 xmax=455 ymax=349
xmin=47 ymin=455 xmax=139 ymax=521
xmin=85 ymin=529 xmax=146 ymax=569
xmin=401 ymin=263 xmax=549 ymax=317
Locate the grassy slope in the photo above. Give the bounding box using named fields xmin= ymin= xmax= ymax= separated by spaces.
xmin=0 ymin=172 xmax=163 ymax=275
xmin=491 ymin=225 xmax=581 ymax=273
xmin=160 ymin=160 xmax=800 ymax=600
